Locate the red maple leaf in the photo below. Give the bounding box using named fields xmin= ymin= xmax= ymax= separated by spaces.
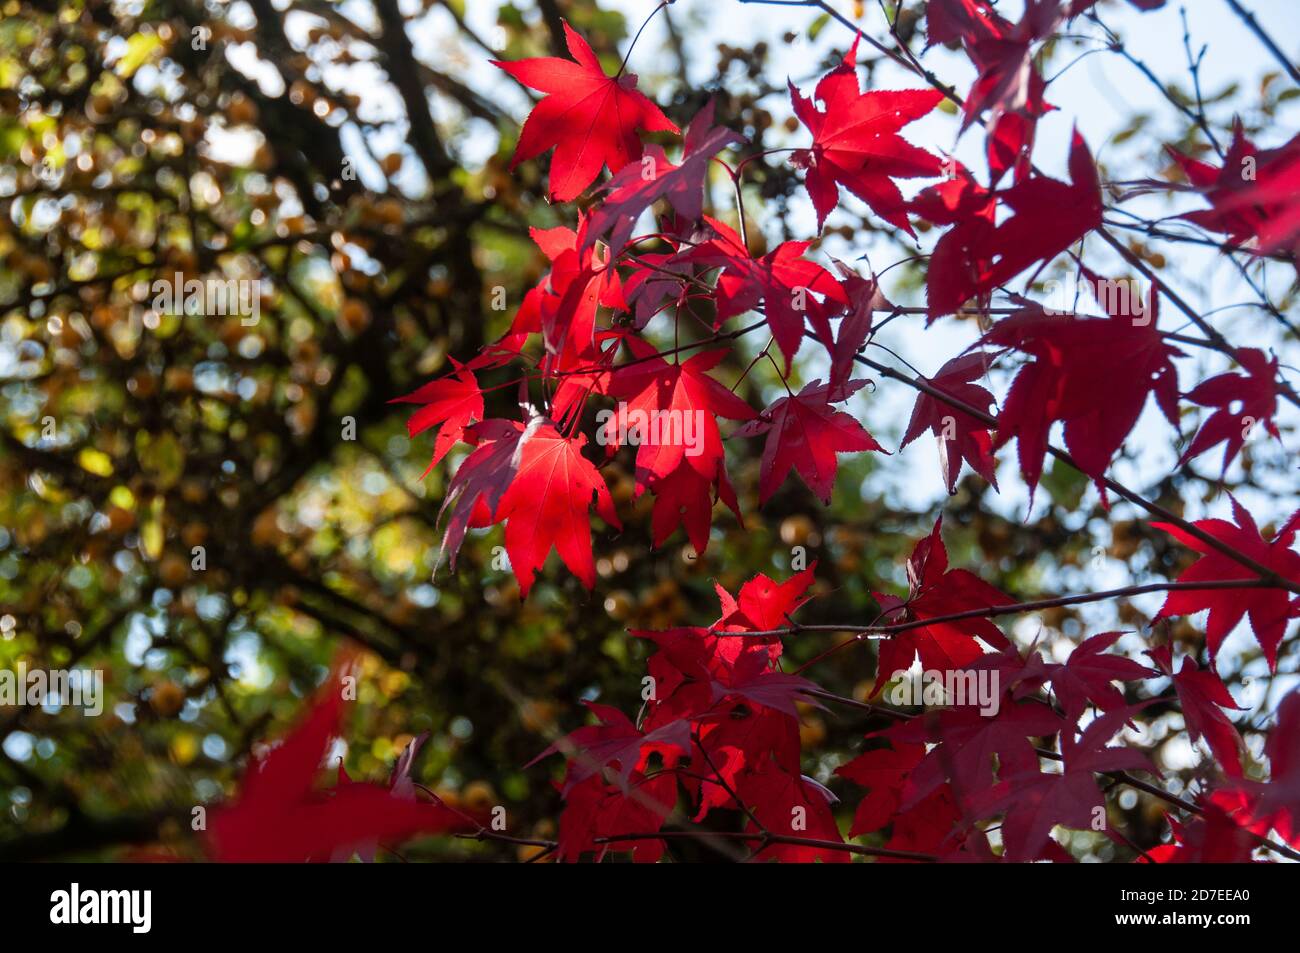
xmin=828 ymin=264 xmax=892 ymax=389
xmin=926 ymin=1 xmax=1068 ymax=184
xmin=713 ymin=564 xmax=817 ymax=633
xmin=556 ymin=770 xmax=677 ymax=863
xmin=491 ymin=417 xmax=622 ymax=595
xmin=641 ymin=461 xmax=741 ymax=555
xmin=604 ymin=339 xmax=755 ymax=552
xmin=434 ymin=418 xmax=531 ymax=572
xmin=836 ymin=741 xmax=930 ymax=837
xmin=925 ymin=0 xmax=1008 ymax=49
xmin=391 ymin=360 xmax=483 ymax=475
xmin=918 ymin=132 xmax=1102 ymax=318
xmin=735 ymin=378 xmax=885 ymax=505
xmin=584 ymin=99 xmax=744 ymax=253
xmin=908 ymin=162 xmax=999 ymax=319
xmin=979 ymin=275 xmax=1181 ymax=497
xmin=735 ymin=756 xmax=849 ymax=863
xmin=1042 ymin=630 xmax=1152 ymax=721
xmin=687 ymin=216 xmax=847 ymax=370
xmin=1146 ymin=645 xmax=1245 ymax=777
xmin=492 ymin=21 xmax=678 ymax=202
xmin=957 ymin=5 xmax=1060 ymax=181
xmin=208 ymin=659 xmax=469 ymax=862
xmin=880 ymin=701 xmax=1065 ymax=808
xmin=1178 ymin=347 xmax=1282 ymax=474
xmin=1168 ymin=124 xmax=1300 ymax=270
xmin=972 ymin=705 xmax=1155 ymax=861
xmin=528 ymin=701 xmax=691 ymax=795
xmin=512 ymin=218 xmax=627 ymax=362
xmin=711 ymin=650 xmax=823 ymax=720
xmin=981 ymin=130 xmax=1103 ymax=287
xmin=1219 ymin=688 xmax=1300 ymax=848
xmin=789 ymin=35 xmax=943 ymax=233
xmin=1153 ymin=497 xmax=1300 ymax=669
xmin=871 ymin=517 xmax=1014 ymax=692
xmin=900 ymin=351 xmax=999 ymax=493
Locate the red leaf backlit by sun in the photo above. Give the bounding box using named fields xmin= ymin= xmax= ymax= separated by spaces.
xmin=493 ymin=21 xmax=678 ymax=202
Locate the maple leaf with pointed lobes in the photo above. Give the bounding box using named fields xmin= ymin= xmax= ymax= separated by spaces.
xmin=908 ymin=162 xmax=998 ymax=320
xmin=1168 ymin=124 xmax=1300 ymax=272
xmin=984 ymin=130 xmax=1103 ymax=285
xmin=926 ymin=1 xmax=1064 ymax=185
xmin=871 ymin=517 xmax=1014 ymax=694
xmin=828 ymin=264 xmax=892 ymax=390
xmin=517 ymin=218 xmax=627 ymax=363
xmin=602 ymin=339 xmax=753 ymax=553
xmin=972 ymin=704 xmax=1156 ymax=861
xmin=1179 ymin=347 xmax=1282 ymax=474
xmin=556 ymin=770 xmax=677 ymax=863
xmin=901 ymin=351 xmax=999 ymax=494
xmin=583 ymin=99 xmax=744 ymax=253
xmin=881 ymin=701 xmax=1066 ymax=809
xmin=527 ymin=701 xmax=691 ymax=795
xmin=711 ymin=650 xmax=824 ymax=720
xmin=925 ymin=0 xmax=1008 ymax=49
xmin=836 ymin=741 xmax=963 ymax=858
xmin=789 ymin=35 xmax=943 ymax=234
xmin=1043 ymin=631 xmax=1153 ymax=722
xmin=917 ymin=133 xmax=1103 ymax=318
xmin=736 ymin=378 xmax=885 ymax=505
xmin=492 ymin=418 xmax=622 ymax=596
xmin=686 ymin=216 xmax=847 ymax=371
xmin=208 ymin=659 xmax=470 ymax=862
xmin=492 ymin=21 xmax=678 ymax=202
xmin=391 ymin=360 xmax=483 ymax=476
xmin=1220 ymin=688 xmax=1300 ymax=848
xmin=736 ymin=756 xmax=850 ymax=863
xmin=434 ymin=417 xmax=531 ymax=573
xmin=1153 ymin=497 xmax=1300 ymax=669
xmin=632 ymin=568 xmax=814 ymax=702
xmin=605 ymin=341 xmax=754 ymax=480
xmin=979 ymin=275 xmax=1182 ymax=499
xmin=1146 ymin=645 xmax=1245 ymax=777
xmin=958 ymin=15 xmax=1056 ymax=177
xmin=640 ymin=461 xmax=740 ymax=555
xmin=713 ymin=564 xmax=817 ymax=633
xmin=631 ymin=631 xmax=805 ymax=824
xmin=835 ymin=741 xmax=927 ymax=837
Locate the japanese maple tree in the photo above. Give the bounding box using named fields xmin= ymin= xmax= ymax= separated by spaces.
xmin=19 ymin=0 xmax=1297 ymax=868
xmin=287 ymin=1 xmax=1300 ymax=864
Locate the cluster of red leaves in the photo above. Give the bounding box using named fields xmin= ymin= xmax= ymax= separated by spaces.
xmin=528 ymin=520 xmax=1300 ymax=863
xmin=370 ymin=6 xmax=1300 ymax=861
xmin=396 ymin=10 xmax=1291 ymax=597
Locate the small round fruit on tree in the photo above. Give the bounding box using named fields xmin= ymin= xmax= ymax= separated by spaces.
xmin=150 ymin=681 xmax=186 ymax=719
xmin=338 ymin=297 xmax=371 ymax=335
xmin=158 ymin=551 xmax=190 ymax=588
xmin=780 ymin=514 xmax=815 ymax=546
xmin=227 ymin=92 xmax=258 ymax=125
